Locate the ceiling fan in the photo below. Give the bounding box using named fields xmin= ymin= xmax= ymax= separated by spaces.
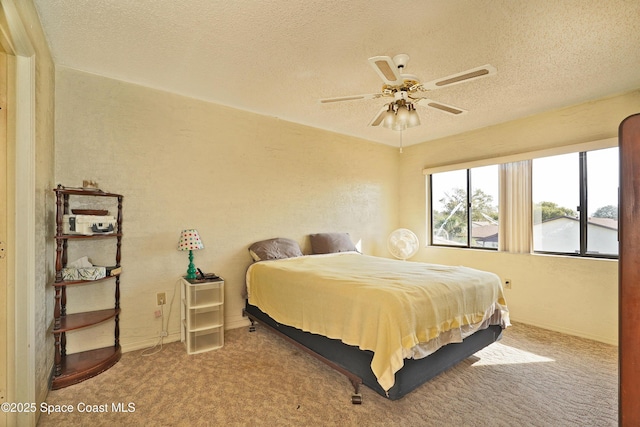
xmin=319 ymin=54 xmax=496 ymax=131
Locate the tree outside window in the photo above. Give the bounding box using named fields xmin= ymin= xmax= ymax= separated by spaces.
xmin=431 ymin=165 xmax=499 ymax=249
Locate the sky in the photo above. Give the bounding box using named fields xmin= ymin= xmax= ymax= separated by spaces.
xmin=532 ymin=147 xmax=618 ymax=217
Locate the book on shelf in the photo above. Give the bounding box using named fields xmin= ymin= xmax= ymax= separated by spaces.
xmin=106 ymin=266 xmax=122 ymax=276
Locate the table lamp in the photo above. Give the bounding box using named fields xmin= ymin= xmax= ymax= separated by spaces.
xmin=178 ymin=229 xmax=204 ymax=280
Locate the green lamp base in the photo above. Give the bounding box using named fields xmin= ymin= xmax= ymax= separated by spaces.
xmin=186 ymin=250 xmax=197 ymax=280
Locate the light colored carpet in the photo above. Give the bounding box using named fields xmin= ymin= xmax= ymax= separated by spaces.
xmin=37 ymin=322 xmax=617 ymax=426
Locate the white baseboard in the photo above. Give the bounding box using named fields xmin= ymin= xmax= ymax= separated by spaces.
xmin=121 ymin=331 xmax=182 ymax=353
xmin=226 ymin=315 xmax=251 ymax=331
xmin=121 ymin=316 xmax=252 ymax=354
xmin=511 ymin=317 xmax=617 ymax=346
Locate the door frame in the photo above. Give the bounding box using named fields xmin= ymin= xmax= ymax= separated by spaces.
xmin=619 ymin=113 xmax=640 ymax=425
xmin=0 ymin=43 xmax=9 ymax=427
xmin=0 ymin=1 xmax=37 ymax=426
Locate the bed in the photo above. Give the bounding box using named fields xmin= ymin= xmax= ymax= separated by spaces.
xmin=243 ymin=235 xmax=510 ymax=402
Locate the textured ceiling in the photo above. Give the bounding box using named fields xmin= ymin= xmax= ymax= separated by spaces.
xmin=34 ymin=0 xmax=640 ymax=147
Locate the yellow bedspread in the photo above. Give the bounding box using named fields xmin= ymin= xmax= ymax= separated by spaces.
xmin=246 ymin=252 xmax=509 ymax=392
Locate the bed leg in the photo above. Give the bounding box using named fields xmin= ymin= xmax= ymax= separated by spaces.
xmin=243 ymin=309 xmax=257 ymax=332
xmin=350 ymin=377 xmax=363 ymax=404
xmin=245 ymin=307 xmax=364 ymax=404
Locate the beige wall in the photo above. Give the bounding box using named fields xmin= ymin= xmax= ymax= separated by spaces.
xmin=54 ymin=67 xmax=399 ymax=352
xmin=53 ymin=66 xmax=638 ymax=355
xmin=31 ymin=15 xmax=56 ymax=414
xmin=399 ymin=90 xmax=640 ymax=344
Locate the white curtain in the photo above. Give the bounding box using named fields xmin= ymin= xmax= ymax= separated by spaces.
xmin=499 ymin=160 xmax=532 ymax=253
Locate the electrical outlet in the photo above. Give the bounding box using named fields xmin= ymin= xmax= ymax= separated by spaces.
xmin=156 ymin=292 xmax=166 ymax=305
xmin=504 ymin=279 xmax=512 ymax=289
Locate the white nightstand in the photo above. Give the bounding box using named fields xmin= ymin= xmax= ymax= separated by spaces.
xmin=180 ymin=277 xmax=224 ymax=354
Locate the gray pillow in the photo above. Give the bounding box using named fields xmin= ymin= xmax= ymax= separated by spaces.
xmin=248 ymin=238 xmax=303 ymax=262
xmin=309 ymin=233 xmax=357 ymax=254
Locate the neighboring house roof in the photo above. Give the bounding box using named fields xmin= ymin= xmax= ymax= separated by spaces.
xmin=472 ymin=223 xmax=499 ymax=240
xmin=470 ymin=216 xmax=618 ymax=245
xmin=541 ymin=215 xmax=618 ymax=230
xmin=470 ymin=221 xmax=498 ymax=244
xmin=586 ymin=217 xmax=618 ymax=230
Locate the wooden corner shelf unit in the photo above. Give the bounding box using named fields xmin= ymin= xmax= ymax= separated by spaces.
xmin=51 ymin=185 xmax=123 ymax=390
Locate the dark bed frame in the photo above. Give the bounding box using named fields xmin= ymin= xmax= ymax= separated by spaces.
xmin=243 ymin=301 xmax=504 ymax=403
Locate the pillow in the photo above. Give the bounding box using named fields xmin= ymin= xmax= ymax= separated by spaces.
xmin=309 ymin=232 xmax=357 ymax=254
xmin=248 ymin=238 xmax=303 ymax=262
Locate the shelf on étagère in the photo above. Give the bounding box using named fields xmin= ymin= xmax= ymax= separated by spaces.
xmin=52 ymin=273 xmax=120 ymax=288
xmin=55 ymin=233 xmax=123 ymax=240
xmin=51 ymin=345 xmax=121 ymax=390
xmin=54 ymin=186 xmax=122 ymax=198
xmin=53 ymin=308 xmax=120 ymax=333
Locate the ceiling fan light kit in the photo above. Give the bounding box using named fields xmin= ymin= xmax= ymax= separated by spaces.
xmin=320 ymin=54 xmax=496 ymax=133
xmin=381 ymin=99 xmax=421 ymax=131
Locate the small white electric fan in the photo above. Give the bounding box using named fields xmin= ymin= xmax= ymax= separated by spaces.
xmin=387 ymin=228 xmax=419 ymax=260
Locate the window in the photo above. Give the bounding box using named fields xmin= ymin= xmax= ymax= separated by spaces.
xmin=430 ymin=165 xmax=499 ymax=249
xmin=426 ymin=139 xmax=617 ymax=257
xmin=532 ymin=147 xmax=618 ymax=257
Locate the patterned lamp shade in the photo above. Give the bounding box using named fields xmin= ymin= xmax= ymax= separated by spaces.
xmin=178 ymin=229 xmax=204 ymax=251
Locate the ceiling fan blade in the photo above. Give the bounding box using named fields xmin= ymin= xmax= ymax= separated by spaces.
xmin=417 ymin=99 xmax=468 ymax=115
xmin=368 ymin=56 xmax=404 ymax=86
xmin=368 ymin=105 xmax=389 ymax=127
xmin=421 ymin=64 xmax=496 ymax=90
xmin=319 ymin=93 xmax=382 ymax=104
